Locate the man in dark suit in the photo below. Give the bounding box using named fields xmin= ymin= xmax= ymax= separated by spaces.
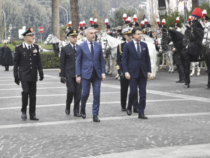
xmin=76 ymin=27 xmax=105 ymax=122
xmin=116 ymin=27 xmax=138 ymax=113
xmin=122 ymin=27 xmax=151 ymax=119
xmin=13 ymin=27 xmax=44 ymax=121
xmin=60 ymin=29 xmax=81 ymax=117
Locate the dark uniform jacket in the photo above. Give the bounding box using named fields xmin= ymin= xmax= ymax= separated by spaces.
xmin=60 ymin=43 xmax=77 ymax=78
xmin=191 ymin=20 xmax=204 ymax=30
xmin=189 ymin=20 xmax=204 ymax=59
xmin=14 ymin=43 xmax=43 ymax=82
xmin=2 ymin=46 xmax=14 ymax=66
xmin=117 ymin=42 xmax=126 ymax=75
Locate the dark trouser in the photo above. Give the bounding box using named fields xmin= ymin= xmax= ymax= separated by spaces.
xmin=81 ymin=70 xmax=101 ymax=116
xmin=120 ymin=76 xmax=138 ymax=109
xmin=5 ymin=65 xmax=9 ymax=71
xmin=21 ymin=81 xmax=37 ymax=116
xmin=128 ymin=69 xmax=147 ymax=114
xmin=174 ymin=54 xmax=185 ymax=81
xmin=66 ymin=77 xmax=81 ymax=114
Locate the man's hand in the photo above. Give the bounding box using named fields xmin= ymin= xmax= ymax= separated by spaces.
xmin=101 ymin=74 xmax=106 ymax=81
xmin=60 ymin=77 xmax=66 ymax=84
xmin=76 ymin=76 xmax=81 ymax=84
xmin=39 ymin=73 xmax=44 ymax=81
xmin=15 ymin=77 xmax=20 ymax=85
xmin=172 ymin=48 xmax=176 ymax=52
xmin=125 ymin=72 xmax=131 ymax=80
xmin=147 ymin=73 xmax=151 ymax=80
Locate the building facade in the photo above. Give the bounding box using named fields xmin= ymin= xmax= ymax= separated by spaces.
xmin=146 ymin=0 xmax=192 ymax=23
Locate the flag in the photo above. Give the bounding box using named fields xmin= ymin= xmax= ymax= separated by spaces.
xmin=184 ymin=1 xmax=187 ymax=24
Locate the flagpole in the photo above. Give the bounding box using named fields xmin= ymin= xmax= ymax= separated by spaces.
xmin=184 ymin=0 xmax=187 ymax=24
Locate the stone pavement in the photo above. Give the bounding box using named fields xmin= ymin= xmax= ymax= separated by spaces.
xmin=0 ymin=66 xmax=210 ymax=158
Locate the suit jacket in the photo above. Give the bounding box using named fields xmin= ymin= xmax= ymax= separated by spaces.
xmin=60 ymin=43 xmax=77 ymax=78
xmin=116 ymin=42 xmax=126 ymax=74
xmin=76 ymin=41 xmax=105 ymax=79
xmin=14 ymin=43 xmax=43 ymax=82
xmin=122 ymin=40 xmax=151 ymax=78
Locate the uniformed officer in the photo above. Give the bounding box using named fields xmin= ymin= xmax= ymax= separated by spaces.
xmin=173 ymin=22 xmax=186 ymax=83
xmin=106 ymin=25 xmax=113 ymax=36
xmin=60 ymin=29 xmax=81 ymax=117
xmin=116 ymin=27 xmax=138 ymax=113
xmin=14 ymin=27 xmax=44 ymax=121
xmin=146 ymin=24 xmax=153 ymax=37
xmin=189 ymin=8 xmax=204 ymax=61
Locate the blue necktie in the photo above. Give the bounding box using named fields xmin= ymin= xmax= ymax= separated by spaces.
xmin=90 ymin=42 xmax=94 ymax=58
xmin=137 ymin=42 xmax=141 ymax=58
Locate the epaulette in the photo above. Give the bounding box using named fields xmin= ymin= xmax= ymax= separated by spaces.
xmin=119 ymin=43 xmax=122 ymax=56
xmin=16 ymin=44 xmax=22 ymax=47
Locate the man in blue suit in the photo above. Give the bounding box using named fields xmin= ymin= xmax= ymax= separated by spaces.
xmin=122 ymin=27 xmax=151 ymax=119
xmin=76 ymin=27 xmax=105 ymax=122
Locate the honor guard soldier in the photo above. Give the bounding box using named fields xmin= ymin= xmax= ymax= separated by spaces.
xmin=13 ymin=27 xmax=44 ymax=121
xmin=189 ymin=8 xmax=204 ymax=62
xmin=106 ymin=25 xmax=113 ymax=36
xmin=60 ymin=29 xmax=81 ymax=117
xmin=116 ymin=28 xmax=138 ymax=112
xmin=173 ymin=22 xmax=186 ymax=83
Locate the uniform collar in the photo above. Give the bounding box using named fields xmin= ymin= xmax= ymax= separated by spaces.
xmin=23 ymin=42 xmax=34 ymax=49
xmin=69 ymin=42 xmax=77 ymax=48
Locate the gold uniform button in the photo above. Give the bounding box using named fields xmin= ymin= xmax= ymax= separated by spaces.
xmin=31 ymin=67 xmax=32 ymax=69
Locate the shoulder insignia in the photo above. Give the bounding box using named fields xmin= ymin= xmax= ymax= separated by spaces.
xmin=119 ymin=44 xmax=122 ymax=56
xmin=16 ymin=44 xmax=22 ymax=47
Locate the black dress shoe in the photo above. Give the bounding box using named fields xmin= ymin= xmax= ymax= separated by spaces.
xmin=21 ymin=112 xmax=27 ymax=120
xmin=81 ymin=110 xmax=86 ymax=119
xmin=138 ymin=114 xmax=148 ymax=119
xmin=30 ymin=116 xmax=39 ymax=121
xmin=121 ymin=108 xmax=126 ymax=112
xmin=127 ymin=108 xmax=132 ymax=116
xmin=184 ymin=84 xmax=190 ymax=88
xmin=74 ymin=113 xmax=81 ymax=117
xmin=65 ymin=109 xmax=70 ymax=115
xmin=179 ymin=80 xmax=185 ymax=83
xmin=133 ymin=108 xmax=139 ymax=113
xmin=176 ymin=80 xmax=181 ymax=83
xmin=93 ymin=116 xmax=100 ymax=122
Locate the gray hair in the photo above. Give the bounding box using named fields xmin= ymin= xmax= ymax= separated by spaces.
xmin=85 ymin=27 xmax=95 ymax=35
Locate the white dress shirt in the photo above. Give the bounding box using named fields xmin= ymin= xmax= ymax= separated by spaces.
xmin=87 ymin=40 xmax=94 ymax=52
xmin=133 ymin=39 xmax=141 ymax=52
xmin=70 ymin=42 xmax=77 ymax=50
xmin=24 ymin=42 xmax=32 ymax=50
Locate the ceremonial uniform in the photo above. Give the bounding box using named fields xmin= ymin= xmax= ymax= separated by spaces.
xmin=107 ymin=25 xmax=113 ymax=36
xmin=13 ymin=27 xmax=43 ymax=120
xmin=189 ymin=8 xmax=204 ymax=60
xmin=174 ymin=23 xmax=185 ymax=83
xmin=60 ymin=29 xmax=81 ymax=117
xmin=116 ymin=28 xmax=138 ymax=112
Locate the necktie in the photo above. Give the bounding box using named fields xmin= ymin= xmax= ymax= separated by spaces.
xmin=28 ymin=45 xmax=31 ymax=52
xmin=137 ymin=42 xmax=141 ymax=58
xmin=73 ymin=45 xmax=76 ymax=52
xmin=90 ymin=42 xmax=94 ymax=58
